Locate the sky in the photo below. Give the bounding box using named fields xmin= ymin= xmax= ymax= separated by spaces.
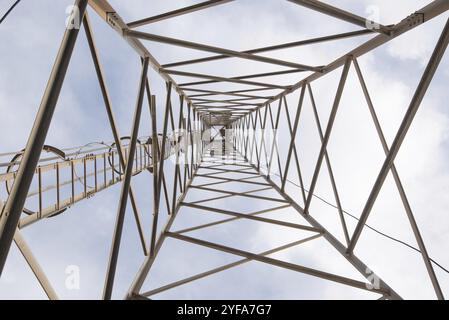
xmin=0 ymin=0 xmax=449 ymax=300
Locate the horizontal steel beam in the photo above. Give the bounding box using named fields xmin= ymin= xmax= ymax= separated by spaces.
xmin=192 ymin=98 xmax=260 ymax=105
xmin=190 ymin=185 xmax=290 ymax=203
xmin=126 ymin=163 xmax=201 ymax=297
xmin=181 ymin=202 xmax=322 ymax=232
xmin=141 ymin=234 xmax=322 ymax=297
xmin=195 ymin=107 xmax=254 ymax=112
xmin=179 ymin=69 xmax=305 ymax=87
xmin=163 ymin=69 xmax=289 ymax=89
xmin=189 ymin=91 xmax=272 ymax=99
xmin=195 ymin=103 xmax=258 ymax=107
xmin=127 ymin=0 xmax=234 ymax=28
xmin=163 ymin=29 xmax=373 ymax=68
xmin=166 ymin=232 xmax=388 ymax=295
xmin=287 ymin=0 xmax=391 ymax=35
xmin=239 ymin=155 xmax=402 ymax=299
xmin=88 ymin=0 xmax=199 ymax=112
xmin=197 ymin=166 xmax=257 ymax=174
xmin=194 ymin=173 xmax=271 ymax=186
xmin=192 ymin=97 xmax=266 ymax=104
xmin=125 ymin=29 xmax=322 ymax=71
xmin=186 ymin=87 xmax=281 ymax=96
xmin=256 ymin=0 xmax=449 ymax=115
xmin=175 ymin=203 xmax=290 ymax=233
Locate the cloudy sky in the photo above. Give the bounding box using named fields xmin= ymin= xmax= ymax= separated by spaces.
xmin=0 ymin=0 xmax=449 ymax=299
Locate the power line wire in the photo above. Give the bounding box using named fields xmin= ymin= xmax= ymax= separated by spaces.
xmin=0 ymin=0 xmax=21 ymax=25
xmin=1 ymin=0 xmax=447 ymax=279
xmin=265 ymin=168 xmax=449 ymax=275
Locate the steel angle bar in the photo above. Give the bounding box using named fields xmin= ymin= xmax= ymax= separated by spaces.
xmin=125 ymin=29 xmax=322 ymax=71
xmin=149 ymin=82 xmax=172 ymax=257
xmin=141 ymin=234 xmax=322 ymax=297
xmin=348 ymin=42 xmax=449 ymax=299
xmin=166 ymin=232 xmax=388 ymax=295
xmin=303 ymin=57 xmax=351 ymax=215
xmin=171 ymin=96 xmax=185 ymax=214
xmin=0 ymin=0 xmax=89 ymax=275
xmin=281 ymin=84 xmax=306 ymax=192
xmin=307 ymin=83 xmax=350 ymax=245
xmin=197 ymin=166 xmax=258 ymax=174
xmin=350 ymin=60 xmax=442 ymax=299
xmin=127 ymin=0 xmax=234 ymax=28
xmin=287 ymin=0 xmax=391 ymax=35
xmin=180 ymin=202 xmax=322 ymax=233
xmin=103 ymin=58 xmax=149 ymax=300
xmin=190 ymin=185 xmax=289 ymax=203
xmin=126 ymin=162 xmax=201 ymax=297
xmin=84 ymin=13 xmax=148 ymax=256
xmin=193 ymin=173 xmax=270 ymax=186
xmin=88 ymin=0 xmax=197 ymax=111
xmin=164 ymin=69 xmax=288 ymax=89
xmin=236 ymin=151 xmax=401 ymax=299
xmin=186 ymin=186 xmax=275 ymax=206
xmin=179 ymin=69 xmax=305 ymax=87
xmin=266 ymin=101 xmax=284 ymax=181
xmin=163 ymin=29 xmax=372 ymax=68
xmin=14 ymin=230 xmax=58 ymax=300
xmin=347 ymin=18 xmax=449 ymax=259
xmin=280 ymin=95 xmax=307 ymax=206
xmin=173 ymin=200 xmax=287 ymax=234
xmin=262 ymin=0 xmax=449 ymax=111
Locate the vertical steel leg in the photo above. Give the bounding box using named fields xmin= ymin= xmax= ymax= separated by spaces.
xmin=103 ymin=58 xmax=149 ymax=300
xmin=0 ymin=0 xmax=88 ymax=275
xmin=149 ymin=94 xmax=159 ymax=253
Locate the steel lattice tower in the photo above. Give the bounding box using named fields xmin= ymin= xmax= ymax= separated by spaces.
xmin=1 ymin=0 xmax=449 ymax=300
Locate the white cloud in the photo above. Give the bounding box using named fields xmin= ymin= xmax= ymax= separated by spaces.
xmin=1 ymin=0 xmax=449 ymax=300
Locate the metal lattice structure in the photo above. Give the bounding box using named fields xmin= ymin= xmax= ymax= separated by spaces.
xmin=1 ymin=0 xmax=449 ymax=300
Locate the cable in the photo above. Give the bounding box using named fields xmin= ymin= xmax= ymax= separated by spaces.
xmin=265 ymin=168 xmax=449 ymax=275
xmin=0 ymin=0 xmax=21 ymax=25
